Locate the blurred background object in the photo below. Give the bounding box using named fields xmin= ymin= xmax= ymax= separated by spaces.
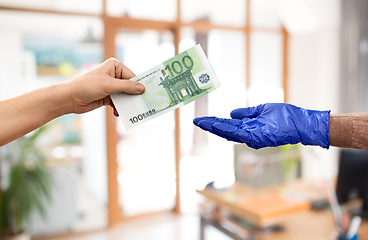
xmin=234 ymin=144 xmax=301 ymax=188
xmin=0 ymin=0 xmax=367 ymax=240
xmin=336 ymin=149 xmax=368 ymax=219
xmin=0 ymin=126 xmax=54 ymax=240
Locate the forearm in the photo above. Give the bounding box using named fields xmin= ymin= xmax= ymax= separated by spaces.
xmin=329 ymin=113 xmax=368 ymax=149
xmin=0 ymin=82 xmax=71 ymax=146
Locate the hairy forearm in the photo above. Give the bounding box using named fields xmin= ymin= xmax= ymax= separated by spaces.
xmin=0 ymin=82 xmax=71 ymax=146
xmin=329 ymin=113 xmax=368 ymax=149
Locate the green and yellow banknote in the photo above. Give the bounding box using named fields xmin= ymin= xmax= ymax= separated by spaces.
xmin=111 ymin=44 xmax=221 ymax=129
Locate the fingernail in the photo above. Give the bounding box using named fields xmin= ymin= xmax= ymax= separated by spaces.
xmin=136 ymin=84 xmax=145 ymax=93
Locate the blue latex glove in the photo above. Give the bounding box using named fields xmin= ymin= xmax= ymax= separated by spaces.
xmin=193 ymin=103 xmax=331 ymax=149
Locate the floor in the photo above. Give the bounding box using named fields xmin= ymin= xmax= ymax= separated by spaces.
xmin=43 ymin=212 xmax=232 ymax=240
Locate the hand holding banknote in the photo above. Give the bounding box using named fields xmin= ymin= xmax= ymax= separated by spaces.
xmin=67 ymin=58 xmax=145 ymax=116
xmin=0 ymin=58 xmax=145 ymax=146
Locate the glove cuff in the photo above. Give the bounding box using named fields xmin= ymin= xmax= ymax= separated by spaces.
xmin=299 ymin=110 xmax=331 ymax=149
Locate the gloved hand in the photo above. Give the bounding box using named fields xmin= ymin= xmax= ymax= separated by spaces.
xmin=193 ymin=103 xmax=331 ymax=149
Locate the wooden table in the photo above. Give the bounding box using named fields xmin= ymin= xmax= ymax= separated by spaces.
xmin=197 ymin=181 xmax=368 ymax=240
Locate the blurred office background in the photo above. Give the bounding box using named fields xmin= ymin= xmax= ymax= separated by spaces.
xmin=0 ymin=0 xmax=366 ymax=239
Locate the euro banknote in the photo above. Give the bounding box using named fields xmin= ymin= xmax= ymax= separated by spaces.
xmin=111 ymin=44 xmax=221 ymax=129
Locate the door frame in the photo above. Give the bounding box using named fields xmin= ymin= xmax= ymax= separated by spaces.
xmin=103 ymin=14 xmax=182 ymax=226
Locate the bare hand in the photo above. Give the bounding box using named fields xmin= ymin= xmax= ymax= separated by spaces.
xmin=65 ymin=58 xmax=145 ymax=116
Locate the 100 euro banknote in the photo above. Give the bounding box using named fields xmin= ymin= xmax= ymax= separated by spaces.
xmin=111 ymin=44 xmax=221 ymax=129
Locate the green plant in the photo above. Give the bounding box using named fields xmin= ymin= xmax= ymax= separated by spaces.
xmin=0 ymin=126 xmax=53 ymax=236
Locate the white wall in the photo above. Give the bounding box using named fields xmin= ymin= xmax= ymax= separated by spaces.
xmin=80 ymin=108 xmax=108 ymax=204
xmin=282 ymin=0 xmax=342 ymax=180
xmin=0 ymin=32 xmax=37 ymax=100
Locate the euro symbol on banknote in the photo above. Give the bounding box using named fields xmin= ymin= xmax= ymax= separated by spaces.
xmin=111 ymin=44 xmax=221 ymax=129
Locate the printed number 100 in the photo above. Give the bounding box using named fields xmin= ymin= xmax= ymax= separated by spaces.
xmin=165 ymin=55 xmax=194 ymax=78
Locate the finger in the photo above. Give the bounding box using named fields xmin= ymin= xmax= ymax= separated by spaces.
xmin=195 ymin=119 xmax=216 ymax=132
xmin=194 ymin=117 xmax=241 ymax=141
xmin=102 ymin=58 xmax=136 ymax=80
xmin=213 ymin=123 xmax=240 ymax=140
xmin=114 ymin=108 xmax=119 ymax=117
xmin=101 ymin=96 xmax=119 ymax=117
xmin=196 ymin=120 xmax=239 ymax=142
xmin=245 ymin=142 xmax=262 ymax=150
xmin=213 ymin=123 xmax=252 ymax=144
xmin=193 ymin=116 xmax=221 ymax=126
xmin=230 ymin=104 xmax=264 ymax=119
xmin=103 ymin=96 xmax=111 ymax=106
xmin=109 ymin=101 xmax=119 ymax=117
xmin=105 ymin=78 xmax=145 ymax=95
xmin=114 ymin=61 xmax=135 ymax=80
xmin=238 ymin=129 xmax=269 ymax=149
xmin=193 ymin=116 xmax=242 ymax=127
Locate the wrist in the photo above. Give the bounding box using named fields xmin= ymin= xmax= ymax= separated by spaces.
xmin=46 ymin=82 xmax=74 ymax=117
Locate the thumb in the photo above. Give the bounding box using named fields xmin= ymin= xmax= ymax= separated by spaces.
xmin=104 ymin=77 xmax=145 ymax=95
xmin=230 ymin=104 xmax=264 ymax=119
